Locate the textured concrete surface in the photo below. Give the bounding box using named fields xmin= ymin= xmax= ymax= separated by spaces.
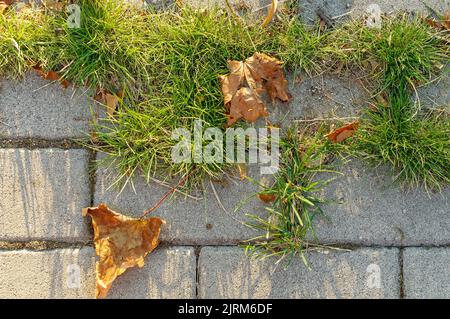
xmin=0 ymin=248 xmax=95 ymax=299
xmin=199 ymin=246 xmax=400 ymax=298
xmin=268 ymin=73 xmax=368 ymax=127
xmin=298 ymin=0 xmax=449 ymax=23
xmin=416 ymin=67 xmax=450 ymax=111
xmin=403 ymin=248 xmax=450 ymax=299
xmin=94 ymin=155 xmax=267 ymax=245
xmin=96 ymin=156 xmax=450 ymax=246
xmin=0 ymin=246 xmax=196 ymax=299
xmin=147 ymin=0 xmax=449 ymax=20
xmin=0 ymin=73 xmax=94 ymax=140
xmin=107 ymin=246 xmax=197 ymax=299
xmin=314 ymin=160 xmax=450 ymax=246
xmin=0 ymin=149 xmax=91 ymax=242
xmin=350 ymin=0 xmax=450 ymax=18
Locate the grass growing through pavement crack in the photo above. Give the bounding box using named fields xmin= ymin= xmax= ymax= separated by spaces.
xmin=350 ymin=16 xmax=450 ymax=191
xmin=244 ymin=126 xmax=349 ymax=267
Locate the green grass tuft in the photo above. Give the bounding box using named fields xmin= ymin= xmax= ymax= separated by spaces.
xmin=89 ymin=5 xmax=276 ymax=185
xmin=354 ymin=98 xmax=450 ymax=191
xmin=0 ymin=7 xmax=60 ymax=77
xmin=244 ymin=127 xmax=344 ymax=266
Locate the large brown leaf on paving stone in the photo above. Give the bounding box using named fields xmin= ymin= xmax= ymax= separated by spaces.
xmin=219 ymin=60 xmax=244 ymax=105
xmin=246 ymin=52 xmax=290 ymax=102
xmin=228 ymin=87 xmax=268 ymax=126
xmin=219 ymin=52 xmax=290 ymax=126
xmin=83 ymin=204 xmax=165 ymax=299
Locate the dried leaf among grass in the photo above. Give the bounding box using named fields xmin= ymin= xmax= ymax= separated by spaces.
xmin=83 ymin=204 xmax=165 ymax=299
xmin=94 ymin=89 xmax=123 ymax=116
xmin=426 ymin=10 xmax=450 ymax=31
xmin=33 ymin=66 xmax=70 ymax=89
xmin=219 ymin=52 xmax=290 ymax=126
xmin=326 ymin=122 xmax=359 ymax=143
xmin=258 ymin=193 xmax=276 ymax=203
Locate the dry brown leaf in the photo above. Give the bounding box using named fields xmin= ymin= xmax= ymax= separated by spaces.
xmin=33 ymin=66 xmax=70 ymax=89
xmin=94 ymin=89 xmax=122 ymax=116
xmin=105 ymin=93 xmax=119 ymax=116
xmin=326 ymin=122 xmax=359 ymax=143
xmin=42 ymin=70 xmax=60 ymax=81
xmin=258 ymin=193 xmax=276 ymax=203
xmin=220 ymin=52 xmax=290 ymax=126
xmin=1 ymin=0 xmax=14 ymax=5
xmin=426 ymin=10 xmax=450 ymax=31
xmin=247 ymin=52 xmax=290 ymax=102
xmin=60 ymin=79 xmax=70 ymax=89
xmin=219 ymin=61 xmax=244 ymax=105
xmin=83 ymin=204 xmax=165 ymax=299
xmin=443 ymin=11 xmax=450 ymax=30
xmin=426 ymin=18 xmax=442 ymax=29
xmin=228 ymin=87 xmax=268 ymax=126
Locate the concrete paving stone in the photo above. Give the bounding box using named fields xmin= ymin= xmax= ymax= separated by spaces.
xmin=0 ymin=149 xmax=91 ymax=242
xmin=416 ymin=68 xmax=450 ymax=112
xmin=95 ymin=156 xmax=450 ymax=246
xmin=298 ymin=0 xmax=449 ymax=24
xmin=350 ymin=0 xmax=450 ymax=18
xmin=314 ymin=160 xmax=450 ymax=246
xmin=0 ymin=246 xmax=196 ymax=299
xmin=268 ymin=73 xmax=369 ymax=128
xmin=0 ymin=73 xmax=97 ymax=140
xmin=94 ymin=154 xmax=268 ymax=245
xmin=198 ymin=246 xmax=400 ymax=299
xmin=107 ymin=246 xmax=197 ymax=299
xmin=403 ymin=248 xmax=450 ymax=299
xmin=143 ymin=0 xmax=273 ymax=11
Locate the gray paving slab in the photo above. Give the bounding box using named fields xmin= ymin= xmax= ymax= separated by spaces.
xmin=314 ymin=160 xmax=450 ymax=246
xmin=350 ymin=0 xmax=450 ymax=18
xmin=198 ymin=246 xmax=400 ymax=298
xmin=403 ymin=247 xmax=450 ymax=299
xmin=416 ymin=68 xmax=450 ymax=112
xmin=298 ymin=0 xmax=449 ymax=24
xmin=0 ymin=246 xmax=196 ymax=299
xmin=268 ymin=73 xmax=368 ymax=127
xmin=0 ymin=73 xmax=96 ymax=140
xmin=96 ymin=154 xmax=450 ymax=246
xmin=0 ymin=149 xmax=91 ymax=242
xmin=94 ymin=155 xmax=268 ymax=245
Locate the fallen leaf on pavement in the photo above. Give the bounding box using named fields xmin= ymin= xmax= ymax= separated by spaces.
xmin=83 ymin=203 xmax=165 ymax=299
xmin=258 ymin=193 xmax=276 ymax=203
xmin=219 ymin=52 xmax=290 ymax=126
xmin=33 ymin=66 xmax=70 ymax=89
xmin=247 ymin=52 xmax=290 ymax=102
xmin=425 ymin=10 xmax=450 ymax=31
xmin=326 ymin=122 xmax=359 ymax=143
xmin=94 ymin=89 xmax=123 ymax=116
xmin=228 ymin=87 xmax=268 ymax=126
